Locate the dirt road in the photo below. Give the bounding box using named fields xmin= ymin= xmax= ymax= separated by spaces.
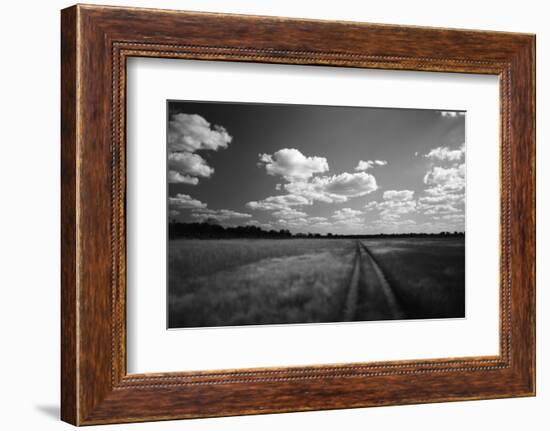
xmin=343 ymin=241 xmax=405 ymax=321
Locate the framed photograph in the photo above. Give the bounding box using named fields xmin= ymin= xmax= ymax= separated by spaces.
xmin=61 ymin=4 xmax=535 ymax=425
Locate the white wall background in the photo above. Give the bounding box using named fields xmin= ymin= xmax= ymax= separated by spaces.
xmin=0 ymin=0 xmax=546 ymax=429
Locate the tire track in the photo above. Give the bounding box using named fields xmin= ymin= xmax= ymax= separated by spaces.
xmin=342 ymin=241 xmax=361 ymax=321
xmin=359 ymin=242 xmax=404 ymax=320
xmin=343 ymin=240 xmax=404 ymax=321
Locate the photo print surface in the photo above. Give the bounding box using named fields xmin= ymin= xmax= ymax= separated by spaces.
xmin=167 ymin=101 xmax=466 ymax=329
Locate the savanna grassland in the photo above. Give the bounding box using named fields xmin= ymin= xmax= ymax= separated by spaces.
xmin=167 ymin=236 xmax=465 ymax=328
xmin=168 ymin=239 xmax=356 ymax=328
xmin=363 ymin=237 xmax=465 ymax=319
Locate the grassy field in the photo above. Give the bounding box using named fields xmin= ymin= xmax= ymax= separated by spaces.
xmin=363 ymin=237 xmax=465 ymax=319
xmin=168 ymin=237 xmax=465 ymax=328
xmin=168 ymin=239 xmax=356 ymax=328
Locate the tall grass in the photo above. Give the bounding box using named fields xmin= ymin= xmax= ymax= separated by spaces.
xmin=168 ymin=239 xmax=356 ymax=328
xmin=363 ymin=237 xmax=465 ymax=319
xmin=168 ymin=237 xmax=465 ymax=328
xmin=169 ymin=238 xmax=355 ymax=279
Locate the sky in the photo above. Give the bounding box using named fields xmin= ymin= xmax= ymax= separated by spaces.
xmin=167 ymin=100 xmax=466 ymax=235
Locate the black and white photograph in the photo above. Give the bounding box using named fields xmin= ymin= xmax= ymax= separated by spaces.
xmin=1 ymin=0 xmax=541 ymax=428
xmin=167 ymin=100 xmax=466 ymax=329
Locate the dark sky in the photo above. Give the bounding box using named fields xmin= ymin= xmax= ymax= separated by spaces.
xmin=167 ymin=100 xmax=465 ymax=234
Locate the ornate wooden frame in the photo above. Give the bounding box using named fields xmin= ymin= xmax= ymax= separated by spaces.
xmin=61 ymin=4 xmax=535 ymax=425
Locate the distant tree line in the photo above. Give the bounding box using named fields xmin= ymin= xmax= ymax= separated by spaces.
xmin=168 ymin=221 xmax=465 ymax=240
xmin=169 ymin=222 xmax=292 ymax=239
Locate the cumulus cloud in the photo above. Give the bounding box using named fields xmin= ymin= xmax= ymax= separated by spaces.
xmin=252 ymin=148 xmax=378 ymax=214
xmin=250 ymin=149 xmax=379 ymax=229
xmin=258 ymin=148 xmax=329 ymax=181
xmin=383 ymin=190 xmax=414 ymax=202
xmin=364 ymin=189 xmax=417 ymax=225
xmin=168 ymin=194 xmax=253 ymax=224
xmin=419 ymin=193 xmax=464 ymax=205
xmin=276 ymin=217 xmax=309 ymax=229
xmin=168 ymin=193 xmax=207 ymax=209
xmin=423 ymin=163 xmax=465 ymax=192
xmin=422 ymin=204 xmax=460 ymax=215
xmin=420 ymin=158 xmax=465 ymax=217
xmin=167 ymin=171 xmax=199 ymax=185
xmin=440 ymin=111 xmax=466 ymax=118
xmin=191 ymin=208 xmax=252 ymax=222
xmin=355 ymin=160 xmax=388 ymax=171
xmin=284 ymin=181 xmax=345 ymax=204
xmin=425 ymin=144 xmax=465 ymax=162
xmin=364 ymin=201 xmax=378 ymax=211
xmin=167 ymin=113 xmax=232 ymax=185
xmin=355 ymin=160 xmax=373 ymax=171
xmin=285 ymin=171 xmax=378 ymax=203
xmin=168 ymin=113 xmax=232 ymax=153
xmin=374 ymin=218 xmax=416 ymax=227
xmin=168 ymin=152 xmax=214 ymax=178
xmin=273 ymin=216 xmax=330 ymax=232
xmin=246 ymin=194 xmax=310 ymax=211
xmin=272 ymin=208 xmax=309 ymax=220
xmin=321 ymin=172 xmax=378 ymax=197
xmin=381 ymin=200 xmax=417 ymax=216
xmin=441 ymin=214 xmax=465 ymax=221
xmin=332 ymin=208 xmax=363 ymax=223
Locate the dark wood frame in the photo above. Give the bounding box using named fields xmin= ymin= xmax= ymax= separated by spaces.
xmin=61 ymin=4 xmax=536 ymax=426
